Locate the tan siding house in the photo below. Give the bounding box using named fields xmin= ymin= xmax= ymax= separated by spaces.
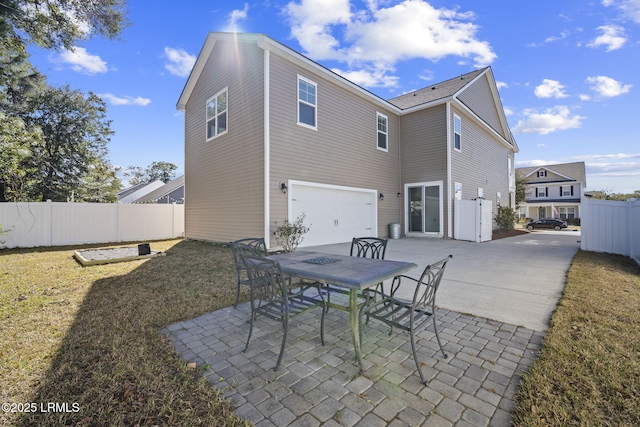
xmin=178 ymin=33 xmax=518 ymax=248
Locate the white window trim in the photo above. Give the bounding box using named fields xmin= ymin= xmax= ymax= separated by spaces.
xmin=206 ymin=87 xmax=228 ymax=141
xmin=376 ymin=112 xmax=388 ymax=152
xmin=453 ymin=114 xmax=462 ymax=152
xmin=537 ymin=187 xmax=546 ymax=197
xmin=562 ymin=185 xmax=571 ymax=197
xmin=297 ymin=75 xmax=317 ymax=130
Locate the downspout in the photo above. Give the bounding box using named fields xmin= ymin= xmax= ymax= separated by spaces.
xmin=446 ymin=101 xmax=452 ymax=238
xmin=264 ymin=49 xmax=271 ymax=249
xmin=397 ymin=111 xmax=403 ymax=237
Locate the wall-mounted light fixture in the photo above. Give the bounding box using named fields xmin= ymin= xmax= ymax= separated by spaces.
xmin=379 ymin=193 xmax=384 ymax=201
xmin=280 ymin=182 xmax=288 ymax=194
xmin=397 ymin=192 xmax=402 ymax=197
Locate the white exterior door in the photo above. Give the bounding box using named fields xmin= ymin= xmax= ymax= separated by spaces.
xmin=289 ymin=181 xmax=377 ymax=247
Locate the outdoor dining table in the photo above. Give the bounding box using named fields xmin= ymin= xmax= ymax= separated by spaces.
xmin=266 ymin=250 xmax=418 ymax=373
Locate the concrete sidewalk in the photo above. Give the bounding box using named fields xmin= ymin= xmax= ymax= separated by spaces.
xmin=163 ymin=231 xmax=580 ymax=426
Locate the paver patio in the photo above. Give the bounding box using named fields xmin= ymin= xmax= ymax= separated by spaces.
xmin=163 ymin=292 xmax=543 ymax=426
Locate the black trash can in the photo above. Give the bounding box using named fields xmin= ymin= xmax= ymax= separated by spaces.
xmin=138 ymin=243 xmax=151 ymax=255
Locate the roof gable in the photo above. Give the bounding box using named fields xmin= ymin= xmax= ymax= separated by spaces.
xmin=517 ymin=162 xmax=587 ymax=183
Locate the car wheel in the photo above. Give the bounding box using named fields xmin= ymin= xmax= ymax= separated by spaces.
xmin=527 ymin=225 xmax=534 ymax=230
xmin=554 ymin=225 xmax=561 ymax=230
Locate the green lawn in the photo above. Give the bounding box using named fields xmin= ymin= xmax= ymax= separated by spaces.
xmin=1 ymin=239 xmax=248 ymax=426
xmin=512 ymin=250 xmax=640 ymax=426
xmin=1 ymin=239 xmax=638 ymax=426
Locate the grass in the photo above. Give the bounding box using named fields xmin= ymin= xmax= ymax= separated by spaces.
xmin=0 ymin=239 xmax=249 ymax=426
xmin=2 ymin=238 xmax=638 ymax=426
xmin=512 ymin=250 xmax=640 ymax=426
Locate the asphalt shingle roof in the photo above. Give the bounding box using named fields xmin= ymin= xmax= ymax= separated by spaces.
xmin=517 ymin=161 xmax=586 ymax=183
xmin=387 ymin=67 xmax=488 ymax=109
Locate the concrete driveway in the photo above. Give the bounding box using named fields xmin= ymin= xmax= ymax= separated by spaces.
xmin=304 ymin=230 xmax=581 ymax=332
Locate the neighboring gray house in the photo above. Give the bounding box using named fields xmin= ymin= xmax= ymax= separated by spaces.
xmin=117 ymin=180 xmax=165 ymax=204
xmin=516 ymin=162 xmax=586 ymax=221
xmin=135 ymin=175 xmax=185 ymax=204
xmin=177 ymin=32 xmax=518 ymax=248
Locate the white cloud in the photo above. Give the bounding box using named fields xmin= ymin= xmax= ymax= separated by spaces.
xmin=544 ymin=30 xmax=570 ymax=43
xmin=331 ymin=66 xmax=399 ymax=87
xmin=512 ymin=106 xmax=585 ymax=135
xmin=602 ymin=0 xmax=640 ymax=24
xmin=572 ymin=152 xmax=640 ymax=160
xmin=579 ymin=94 xmax=591 ymax=101
xmin=225 ymin=3 xmax=249 ymax=31
xmin=534 ymin=79 xmax=569 ymax=99
xmin=586 ymin=75 xmax=632 ymax=97
xmin=99 ymin=93 xmax=151 ymax=106
xmin=163 ymin=47 xmax=196 ymax=78
xmin=284 ymin=0 xmax=496 ymax=88
xmin=55 ymin=47 xmax=108 ymax=74
xmin=496 ymin=81 xmax=508 ymax=90
xmin=587 ymin=25 xmax=626 ymax=51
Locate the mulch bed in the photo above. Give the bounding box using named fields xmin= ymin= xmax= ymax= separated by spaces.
xmin=492 ymin=228 xmax=530 ymax=240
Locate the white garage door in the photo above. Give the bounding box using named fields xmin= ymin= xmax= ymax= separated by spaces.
xmin=290 ymin=182 xmax=377 ymax=247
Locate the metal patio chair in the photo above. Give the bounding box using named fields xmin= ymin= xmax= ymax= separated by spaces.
xmin=325 ymin=237 xmax=388 ymax=311
xmin=360 ymin=255 xmax=453 ymax=384
xmin=230 ymin=238 xmax=267 ymax=308
xmin=242 ymin=255 xmax=326 ymax=370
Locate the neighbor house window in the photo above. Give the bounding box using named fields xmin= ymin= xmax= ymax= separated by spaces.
xmin=298 ymin=76 xmax=317 ymax=129
xmin=206 ymin=88 xmax=228 ymax=140
xmin=537 ymin=170 xmax=547 ymax=177
xmin=537 ymin=187 xmax=546 ymax=197
xmin=454 ymin=114 xmax=461 ymax=151
xmin=455 ymin=182 xmax=462 ymax=200
xmin=377 ymin=112 xmax=388 ymax=151
xmin=559 ymin=207 xmax=575 ymax=219
xmin=562 ymin=185 xmax=573 ymax=197
xmin=517 ymin=206 xmax=527 ymax=219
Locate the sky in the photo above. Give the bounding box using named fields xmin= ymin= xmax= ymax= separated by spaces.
xmin=27 ymin=0 xmax=640 ymax=193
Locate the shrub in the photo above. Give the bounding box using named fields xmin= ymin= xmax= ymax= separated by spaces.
xmin=495 ymin=205 xmax=516 ymax=231
xmin=274 ymin=212 xmax=310 ymax=252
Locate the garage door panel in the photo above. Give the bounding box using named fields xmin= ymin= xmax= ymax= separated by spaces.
xmin=291 ymin=183 xmax=377 ymax=247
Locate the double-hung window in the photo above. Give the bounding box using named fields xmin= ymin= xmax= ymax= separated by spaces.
xmin=562 ymin=186 xmax=572 ymax=197
xmin=537 ymin=187 xmax=546 ymax=197
xmin=298 ymin=76 xmax=317 ymax=129
xmin=453 ymin=114 xmax=461 ymax=151
xmin=206 ymin=88 xmax=228 ymax=140
xmin=377 ymin=112 xmax=388 ymax=151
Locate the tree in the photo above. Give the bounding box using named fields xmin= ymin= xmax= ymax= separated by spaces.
xmin=515 ymin=170 xmax=527 ymax=206
xmin=20 ymin=85 xmax=118 ymax=201
xmin=0 ymin=36 xmax=46 ymax=201
xmin=588 ymin=189 xmax=640 ymax=201
xmin=0 ymin=111 xmax=40 ymax=201
xmin=126 ymin=161 xmax=178 ymax=185
xmin=1 ymin=0 xmax=129 ymax=51
xmin=0 ymin=0 xmax=128 ymax=202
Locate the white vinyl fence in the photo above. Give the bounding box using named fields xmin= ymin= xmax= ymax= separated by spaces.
xmin=0 ymin=201 xmax=184 ymax=249
xmin=580 ymin=197 xmax=640 ymax=265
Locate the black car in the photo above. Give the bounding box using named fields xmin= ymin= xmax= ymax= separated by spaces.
xmin=526 ymin=219 xmax=568 ymax=231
